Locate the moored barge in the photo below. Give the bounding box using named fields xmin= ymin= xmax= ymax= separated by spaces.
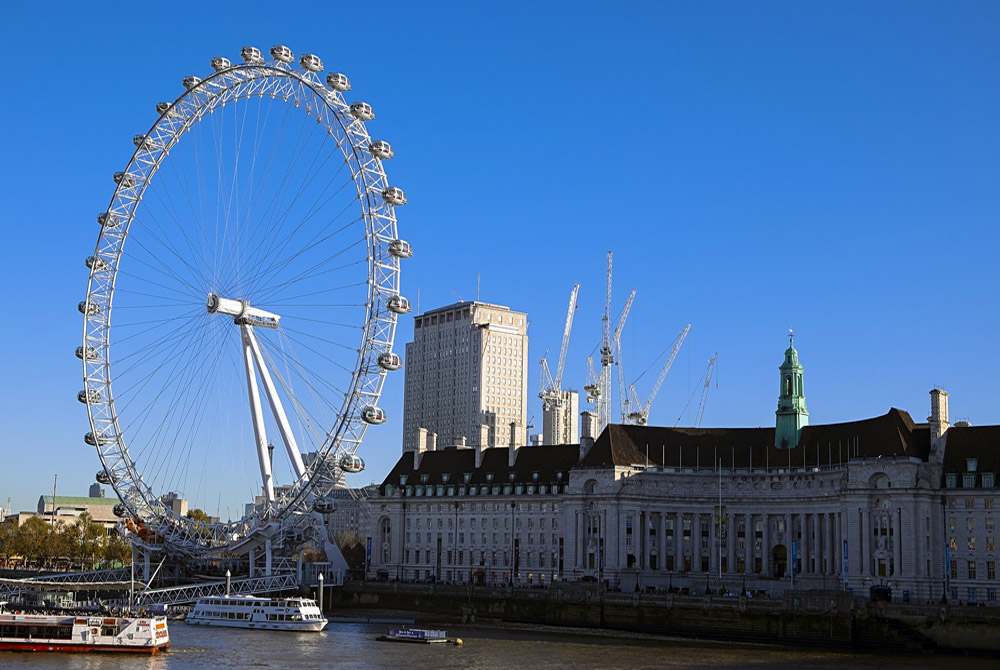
xmin=0 ymin=603 xmax=170 ymax=653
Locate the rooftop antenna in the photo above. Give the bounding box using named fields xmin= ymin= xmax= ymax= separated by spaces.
xmin=477 ymin=273 xmax=480 ymax=303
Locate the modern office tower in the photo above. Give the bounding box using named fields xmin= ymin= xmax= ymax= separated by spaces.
xmin=541 ymin=390 xmax=579 ymax=445
xmin=403 ymin=301 xmax=529 ymax=452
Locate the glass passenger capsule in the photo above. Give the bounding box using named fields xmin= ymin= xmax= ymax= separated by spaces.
xmin=349 ymin=101 xmax=374 ymax=121
xmin=96 ymin=470 xmax=113 ymax=485
xmin=361 ymin=406 xmax=386 ymax=425
xmin=386 ymin=294 xmax=411 ymax=314
xmin=210 ymin=56 xmax=231 ymax=71
xmin=78 ymin=301 xmax=100 ymax=315
xmin=299 ymin=53 xmax=323 ymax=72
xmin=77 ymin=389 xmax=101 ymax=404
xmin=86 ymin=256 xmax=108 ymax=271
xmin=241 ymin=46 xmax=264 ymax=63
xmin=326 ymin=72 xmax=350 ymax=91
xmin=155 ymin=101 xmax=181 ymax=118
xmin=113 ymin=503 xmax=128 ymax=517
xmin=113 ymin=172 xmax=136 ymax=188
xmin=97 ymin=212 xmax=120 ymax=228
xmin=182 ymin=76 xmax=202 ymax=90
xmin=382 ymin=187 xmax=407 ymax=206
xmin=369 ymin=140 xmax=393 ymax=159
xmin=75 ymin=345 xmax=97 ymax=361
xmin=377 ymin=351 xmax=402 ymax=371
xmin=339 ymin=454 xmax=365 ymax=473
xmin=270 ymin=44 xmax=294 ymax=63
xmin=312 ymin=496 xmax=337 ymax=513
xmin=85 ymin=431 xmax=114 ymax=447
xmin=133 ymin=134 xmax=160 ymax=151
xmin=388 ymin=239 xmax=413 ymax=258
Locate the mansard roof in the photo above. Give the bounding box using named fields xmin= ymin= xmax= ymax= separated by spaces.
xmin=379 ymin=444 xmax=579 ymax=494
xmin=941 ymin=424 xmax=1000 ymax=481
xmin=578 ymin=408 xmax=929 ymax=470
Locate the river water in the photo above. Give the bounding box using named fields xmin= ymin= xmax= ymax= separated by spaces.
xmin=1 ymin=618 xmax=993 ymax=669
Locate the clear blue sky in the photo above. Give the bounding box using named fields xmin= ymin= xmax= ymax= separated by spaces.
xmin=2 ymin=2 xmax=997 ymax=513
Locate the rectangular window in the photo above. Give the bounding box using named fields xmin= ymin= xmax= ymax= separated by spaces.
xmin=950 ymin=560 xmax=958 ymax=579
xmin=968 ymin=537 xmax=976 ymax=550
xmin=988 ymin=561 xmax=996 ymax=580
xmin=946 ymin=474 xmax=957 ymax=488
xmin=988 ymin=537 xmax=995 ymax=551
xmin=984 ymin=473 xmax=996 ymax=488
xmin=964 ymin=474 xmax=977 ymax=488
xmin=968 ymin=560 xmax=977 ymax=579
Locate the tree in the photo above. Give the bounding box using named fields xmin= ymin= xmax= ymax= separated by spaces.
xmin=104 ymin=531 xmax=131 ymax=567
xmin=64 ymin=512 xmax=106 ymax=570
xmin=14 ymin=516 xmax=52 ymax=568
xmin=0 ymin=521 xmax=16 ymax=567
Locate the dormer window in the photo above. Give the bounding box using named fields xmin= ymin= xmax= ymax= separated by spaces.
xmin=508 ymin=472 xmax=516 ymax=483
xmin=486 ymin=473 xmax=494 ymax=483
xmin=463 ymin=472 xmax=472 ymax=484
xmin=946 ymin=474 xmax=957 ymax=489
xmin=442 ymin=473 xmax=450 ymax=484
xmin=531 ymin=472 xmax=539 ymax=482
xmin=399 ymin=475 xmax=408 ymax=486
xmin=420 ymin=474 xmax=429 ymax=484
xmin=967 ymin=458 xmax=978 ymax=472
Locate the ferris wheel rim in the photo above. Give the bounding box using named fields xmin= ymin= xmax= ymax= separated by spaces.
xmin=80 ymin=48 xmax=405 ymax=554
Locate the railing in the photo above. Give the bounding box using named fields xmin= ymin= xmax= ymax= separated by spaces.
xmin=136 ymin=571 xmax=300 ymax=607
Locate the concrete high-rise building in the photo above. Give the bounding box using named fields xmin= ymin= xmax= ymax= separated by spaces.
xmin=541 ymin=389 xmax=579 ymax=445
xmin=403 ymin=301 xmax=528 ymax=452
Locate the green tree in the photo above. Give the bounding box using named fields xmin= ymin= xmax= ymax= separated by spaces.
xmin=65 ymin=512 xmax=107 ymax=570
xmin=15 ymin=516 xmax=52 ymax=568
xmin=104 ymin=531 xmax=131 ymax=567
xmin=0 ymin=521 xmax=16 ymax=567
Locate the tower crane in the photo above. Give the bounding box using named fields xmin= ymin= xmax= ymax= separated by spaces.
xmin=539 ymin=283 xmax=580 ymax=409
xmin=539 ymin=284 xmax=580 ymax=444
xmin=695 ymin=353 xmax=718 ymax=428
xmin=625 ymin=324 xmax=691 ymax=425
xmin=613 ymin=290 xmax=637 ymax=423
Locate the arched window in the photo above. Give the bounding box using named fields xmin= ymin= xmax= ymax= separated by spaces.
xmin=785 ymin=376 xmax=792 ymax=396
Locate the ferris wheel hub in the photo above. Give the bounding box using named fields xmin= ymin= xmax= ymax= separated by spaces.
xmin=207 ymin=293 xmax=281 ymax=328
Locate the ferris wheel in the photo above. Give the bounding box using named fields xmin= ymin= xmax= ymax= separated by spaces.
xmin=78 ymin=45 xmax=411 ymax=555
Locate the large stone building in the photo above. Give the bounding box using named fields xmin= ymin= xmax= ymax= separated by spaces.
xmin=402 ymin=301 xmax=529 ymax=453
xmin=367 ymin=340 xmax=998 ymax=605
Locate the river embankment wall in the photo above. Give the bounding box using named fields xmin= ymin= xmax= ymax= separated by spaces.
xmin=325 ymin=582 xmax=1000 ymax=654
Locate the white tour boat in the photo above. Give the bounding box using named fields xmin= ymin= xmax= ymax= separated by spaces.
xmin=0 ymin=602 xmax=170 ymax=654
xmin=186 ymin=595 xmax=327 ymax=631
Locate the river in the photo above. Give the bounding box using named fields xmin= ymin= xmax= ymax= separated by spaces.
xmin=1 ymin=618 xmax=994 ymax=669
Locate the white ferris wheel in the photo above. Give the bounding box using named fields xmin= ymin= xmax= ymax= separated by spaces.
xmin=78 ymin=45 xmax=412 ymax=556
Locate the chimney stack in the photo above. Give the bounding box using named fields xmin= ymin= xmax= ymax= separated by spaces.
xmin=454 ymin=436 xmax=467 ymax=448
xmin=414 ymin=427 xmax=428 ymax=470
xmin=508 ymin=421 xmax=520 ymax=467
xmin=579 ymin=411 xmax=597 ymax=459
xmin=428 ymin=432 xmax=437 ymax=452
xmin=476 ymin=424 xmax=489 ymax=468
xmin=929 ymin=389 xmax=950 ymax=457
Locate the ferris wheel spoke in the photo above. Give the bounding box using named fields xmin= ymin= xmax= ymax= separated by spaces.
xmin=249 ymin=213 xmax=364 ymax=302
xmin=255 ymin=254 xmax=366 ymax=305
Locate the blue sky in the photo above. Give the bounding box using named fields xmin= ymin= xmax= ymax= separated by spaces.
xmin=2 ymin=2 xmax=997 ymax=513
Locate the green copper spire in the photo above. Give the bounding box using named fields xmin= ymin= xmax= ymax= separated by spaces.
xmin=775 ymin=329 xmax=808 ymax=449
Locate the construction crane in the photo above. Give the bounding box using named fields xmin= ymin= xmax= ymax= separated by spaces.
xmin=695 ymin=353 xmax=718 ymax=428
xmin=613 ymin=290 xmax=637 ymax=423
xmin=585 ymin=252 xmax=639 ymax=431
xmin=539 ymin=283 xmax=580 ymax=444
xmin=625 ymin=324 xmax=691 ymax=425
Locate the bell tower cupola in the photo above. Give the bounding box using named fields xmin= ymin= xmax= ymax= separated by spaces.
xmin=775 ymin=329 xmax=808 ymax=449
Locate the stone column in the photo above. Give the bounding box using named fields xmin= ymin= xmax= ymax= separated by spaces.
xmin=861 ymin=508 xmax=871 ymax=577
xmin=675 ymin=511 xmax=683 ymax=572
xmin=660 ymin=511 xmax=667 ymax=571
xmin=894 ymin=507 xmax=903 ymax=577
xmin=802 ymin=513 xmax=810 ymax=574
xmin=762 ymin=513 xmax=769 ymax=576
xmin=640 ymin=510 xmax=646 ymax=569
xmin=575 ymin=510 xmax=583 ymax=569
xmin=727 ymin=510 xmax=736 ymax=575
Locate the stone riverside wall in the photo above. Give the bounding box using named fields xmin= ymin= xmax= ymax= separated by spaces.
xmin=324 ymin=583 xmax=1000 ymax=654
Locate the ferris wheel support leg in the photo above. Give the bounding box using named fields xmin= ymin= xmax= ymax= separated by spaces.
xmin=315 ymin=511 xmax=350 ymax=576
xmin=265 ymin=538 xmax=273 ymax=576
xmin=244 ymin=326 xmax=308 ymax=481
xmin=241 ymin=326 xmax=276 ymax=508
